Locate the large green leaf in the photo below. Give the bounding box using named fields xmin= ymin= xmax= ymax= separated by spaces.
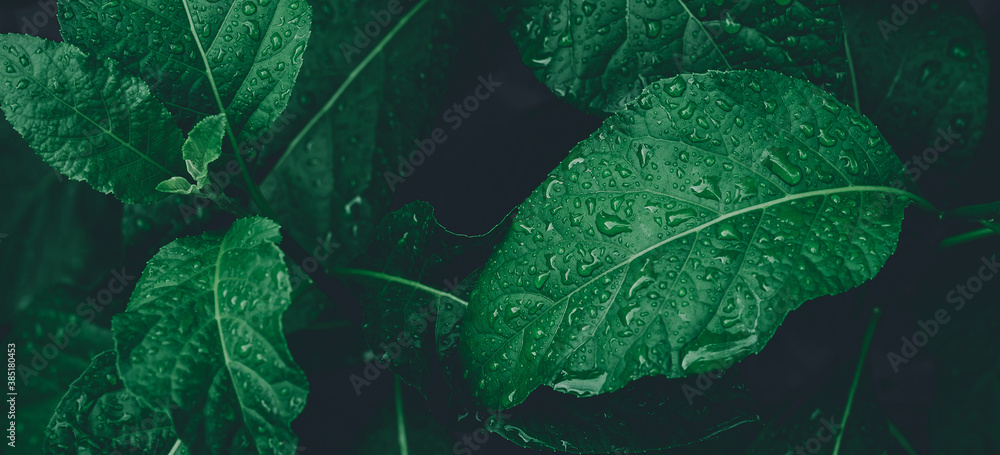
xmin=111 ymin=217 xmax=308 ymax=455
xmin=45 ymin=351 xmax=189 ymax=455
xmin=0 ymin=34 xmax=185 ymax=204
xmin=496 ymin=0 xmax=847 ymax=115
xmin=58 ymin=0 xmax=312 ymax=141
xmin=461 ymin=70 xmax=914 ymax=409
xmin=260 ymin=0 xmax=461 ymax=263
xmin=843 ymin=0 xmax=988 ymax=174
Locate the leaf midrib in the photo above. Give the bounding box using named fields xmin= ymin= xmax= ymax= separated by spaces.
xmin=211 ymin=236 xmax=253 ymax=451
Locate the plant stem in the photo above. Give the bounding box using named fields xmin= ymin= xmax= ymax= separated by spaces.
xmin=181 ymin=0 xmax=275 ymax=220
xmin=395 ymin=376 xmax=409 ymax=455
xmin=887 ymin=419 xmax=918 ymax=455
xmin=938 ymin=227 xmax=997 ymax=250
xmin=832 ymin=306 xmax=882 ymax=455
xmin=272 ymin=0 xmax=433 ymax=174
xmin=843 ymin=29 xmax=861 ymax=113
xmin=331 ymin=268 xmax=470 ymax=307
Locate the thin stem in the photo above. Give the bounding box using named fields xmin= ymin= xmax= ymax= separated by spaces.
xmin=898 ymin=192 xmax=941 ymax=216
xmin=181 ymin=0 xmax=275 ymax=219
xmin=938 ymin=227 xmax=997 ymax=250
xmin=832 ymin=306 xmax=882 ymax=455
xmin=331 ymin=268 xmax=470 ymax=307
xmin=273 ymin=0 xmax=433 ymax=173
xmin=394 ymin=376 xmax=409 ymax=455
xmin=887 ymin=419 xmax=918 ymax=455
xmin=167 ymin=440 xmax=182 ymax=455
xmin=843 ymin=29 xmax=861 ymax=113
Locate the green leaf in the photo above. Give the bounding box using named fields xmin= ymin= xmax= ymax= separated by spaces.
xmin=461 ymin=70 xmax=913 ymax=409
xmin=157 ymin=114 xmax=227 ymax=195
xmin=0 ymin=35 xmax=185 ymax=204
xmin=843 ymin=0 xmax=988 ymax=173
xmin=45 ymin=350 xmax=189 ymax=455
xmin=496 ymin=0 xmax=848 ymax=115
xmin=58 ymin=0 xmax=312 ymax=142
xmin=260 ymin=0 xmax=461 ymax=264
xmin=346 ymin=201 xmax=508 ymax=396
xmin=111 ymin=217 xmax=309 ymax=455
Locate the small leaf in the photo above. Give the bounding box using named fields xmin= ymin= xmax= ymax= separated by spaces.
xmin=462 ymin=70 xmax=914 ymax=409
xmin=156 ymin=114 xmax=227 ymax=195
xmin=496 ymin=0 xmax=848 ymax=114
xmin=45 ymin=351 xmax=188 ymax=455
xmin=112 ymin=217 xmax=308 ymax=455
xmin=0 ymin=35 xmax=185 ymax=204
xmin=59 ymin=0 xmax=312 ymax=142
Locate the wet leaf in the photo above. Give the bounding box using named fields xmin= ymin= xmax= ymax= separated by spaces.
xmin=45 ymin=351 xmax=189 ymax=455
xmin=157 ymin=114 xmax=228 ymax=195
xmin=496 ymin=0 xmax=848 ymax=114
xmin=462 ymin=70 xmax=913 ymax=409
xmin=0 ymin=34 xmax=185 ymax=204
xmin=111 ymin=217 xmax=308 ymax=455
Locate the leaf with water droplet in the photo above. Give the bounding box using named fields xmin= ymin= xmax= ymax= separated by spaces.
xmin=497 ymin=0 xmax=849 ymax=114
xmin=462 ymin=70 xmax=916 ymax=410
xmin=45 ymin=351 xmax=191 ymax=455
xmin=112 ymin=217 xmax=308 ymax=455
xmin=0 ymin=34 xmax=186 ymax=204
xmin=156 ymin=114 xmax=227 ymax=195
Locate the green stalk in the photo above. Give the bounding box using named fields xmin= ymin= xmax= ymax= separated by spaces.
xmin=832 ymin=306 xmax=882 ymax=455
xmin=938 ymin=227 xmax=997 ymax=250
xmin=395 ymin=377 xmax=410 ymax=455
xmin=887 ymin=419 xmax=918 ymax=455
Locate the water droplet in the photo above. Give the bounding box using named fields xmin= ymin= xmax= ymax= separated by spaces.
xmin=947 ymin=37 xmax=972 ymax=60
xmin=762 ymin=148 xmax=803 ymax=185
xmin=242 ymin=1 xmax=257 ymax=15
xmin=595 ymin=211 xmax=632 ymax=236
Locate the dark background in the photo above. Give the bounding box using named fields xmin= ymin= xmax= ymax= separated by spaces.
xmin=3 ymin=0 xmax=1000 ymax=454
